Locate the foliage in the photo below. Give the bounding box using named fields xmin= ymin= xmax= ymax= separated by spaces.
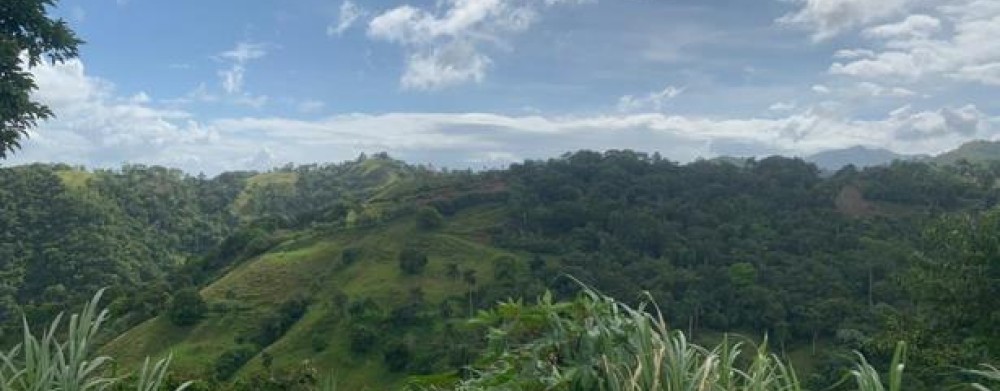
xmin=166 ymin=288 xmax=207 ymax=327
xmin=874 ymin=208 xmax=1000 ymax=383
xmin=416 ymin=207 xmax=445 ymax=230
xmin=6 ymin=151 xmax=1000 ymax=388
xmin=398 ymin=247 xmax=429 ymax=275
xmin=0 ymin=289 xmax=190 ymax=390
xmin=0 ymin=0 xmax=83 ymax=157
xmin=246 ymin=297 xmax=310 ymax=348
xmin=452 ymin=286 xmax=921 ymax=391
xmin=213 ymin=344 xmax=257 ymax=381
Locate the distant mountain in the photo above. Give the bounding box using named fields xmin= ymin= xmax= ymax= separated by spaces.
xmin=805 ymin=146 xmax=916 ymax=171
xmin=933 ymin=140 xmax=1000 ymax=165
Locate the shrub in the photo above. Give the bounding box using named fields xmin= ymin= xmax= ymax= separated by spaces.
xmin=214 ymin=344 xmax=258 ymax=381
xmin=416 ymin=206 xmax=445 ymax=230
xmin=348 ymin=324 xmax=378 ymax=354
xmin=311 ymin=333 xmax=330 ymax=352
xmin=398 ymin=247 xmax=429 ymax=275
xmin=383 ymin=342 xmax=412 ymax=373
xmin=167 ymin=288 xmax=207 ymax=327
xmin=341 ymin=247 xmax=362 ymax=265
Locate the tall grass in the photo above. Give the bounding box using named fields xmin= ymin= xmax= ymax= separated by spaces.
xmin=451 ymin=287 xmax=922 ymax=391
xmin=0 ymin=289 xmax=190 ymax=391
xmin=968 ymin=364 xmax=1000 ymax=391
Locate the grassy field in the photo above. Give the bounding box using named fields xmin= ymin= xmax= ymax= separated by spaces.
xmin=101 ymin=204 xmax=515 ymax=389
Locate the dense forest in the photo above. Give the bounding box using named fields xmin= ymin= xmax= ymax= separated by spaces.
xmin=1 ymin=151 xmax=998 ymax=390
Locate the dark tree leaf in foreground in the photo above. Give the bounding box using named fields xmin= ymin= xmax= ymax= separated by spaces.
xmin=0 ymin=0 xmax=83 ymax=158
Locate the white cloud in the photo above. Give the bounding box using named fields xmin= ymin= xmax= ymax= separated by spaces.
xmin=854 ymin=81 xmax=917 ymax=98
xmin=367 ymin=0 xmax=584 ymax=90
xmin=129 ymin=92 xmax=151 ymax=104
xmin=777 ymin=0 xmax=917 ymax=41
xmin=769 ymin=102 xmax=797 ymax=111
xmin=10 ymin=57 xmax=998 ymax=175
xmin=833 ymin=49 xmax=876 ymax=59
xmin=219 ymin=42 xmax=268 ymax=63
xmin=219 ymin=65 xmax=245 ymax=94
xmin=863 ymin=14 xmax=941 ymax=39
xmin=328 ymin=1 xmax=367 ymax=36
xmin=812 ymin=84 xmax=832 ymax=94
xmin=617 ymin=86 xmax=684 ymax=112
xmin=14 ymin=58 xmax=220 ymax=169
xmin=217 ymin=42 xmax=268 ymax=95
xmin=401 ymin=41 xmax=492 ymax=90
xmin=893 ymin=104 xmax=988 ymax=140
xmin=828 ymin=0 xmax=1000 ymax=86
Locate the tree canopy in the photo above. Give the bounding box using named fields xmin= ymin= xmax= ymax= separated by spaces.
xmin=0 ymin=0 xmax=83 ymax=158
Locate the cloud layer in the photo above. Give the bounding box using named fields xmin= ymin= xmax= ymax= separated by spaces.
xmin=7 ymin=56 xmax=996 ymax=175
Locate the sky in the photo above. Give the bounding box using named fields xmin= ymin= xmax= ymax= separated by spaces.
xmin=5 ymin=0 xmax=1000 ymax=174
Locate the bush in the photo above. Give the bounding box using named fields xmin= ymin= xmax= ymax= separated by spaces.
xmin=416 ymin=206 xmax=444 ymax=230
xmin=167 ymin=288 xmax=207 ymax=327
xmin=341 ymin=247 xmax=362 ymax=265
xmin=248 ymin=296 xmax=310 ymax=347
xmin=383 ymin=342 xmax=412 ymax=372
xmin=349 ymin=324 xmax=378 ymax=354
xmin=311 ymin=333 xmax=330 ymax=352
xmin=214 ymin=344 xmax=258 ymax=380
xmin=398 ymin=247 xmax=429 ymax=275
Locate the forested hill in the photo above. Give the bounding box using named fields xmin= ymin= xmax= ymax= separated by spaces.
xmin=2 ymin=151 xmax=999 ymax=389
xmin=0 ymin=155 xmax=427 ymax=333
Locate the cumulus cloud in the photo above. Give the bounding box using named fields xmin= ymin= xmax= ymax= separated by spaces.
xmin=893 ymin=104 xmax=988 ymax=140
xmin=777 ymin=0 xmax=917 ymax=41
xmin=366 ymin=0 xmax=585 ymax=90
xmin=853 ymin=82 xmax=917 ymax=98
xmin=328 ymin=1 xmax=367 ymax=36
xmin=828 ymin=0 xmax=1000 ymax=86
xmin=863 ymin=14 xmax=941 ymax=39
xmin=617 ymin=86 xmax=684 ymax=112
xmin=13 ymin=58 xmax=220 ymax=169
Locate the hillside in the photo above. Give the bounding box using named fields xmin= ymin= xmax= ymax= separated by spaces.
xmin=805 ymin=145 xmax=914 ymax=171
xmin=89 ymin=151 xmax=1000 ymax=389
xmin=103 ymin=204 xmax=513 ymax=389
xmin=933 ymin=140 xmax=1000 ymax=165
xmin=3 ymin=151 xmax=1000 ymax=389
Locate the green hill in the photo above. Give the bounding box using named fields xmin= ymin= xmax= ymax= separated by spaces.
xmin=5 ymin=151 xmax=1000 ymax=390
xmin=102 ymin=204 xmax=515 ymax=389
xmin=934 ymin=140 xmax=1000 ymax=165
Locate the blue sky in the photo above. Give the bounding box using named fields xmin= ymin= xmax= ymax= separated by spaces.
xmin=6 ymin=0 xmax=1000 ymax=174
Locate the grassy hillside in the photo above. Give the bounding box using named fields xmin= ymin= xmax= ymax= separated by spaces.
xmin=102 ymin=203 xmax=514 ymax=390
xmin=934 ymin=140 xmax=1000 ymax=165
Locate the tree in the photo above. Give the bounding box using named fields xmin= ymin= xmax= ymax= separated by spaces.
xmin=1 ymin=0 xmax=83 ymax=158
xmin=416 ymin=206 xmax=444 ymax=230
xmin=167 ymin=288 xmax=207 ymax=327
xmin=398 ymin=247 xmax=429 ymax=275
